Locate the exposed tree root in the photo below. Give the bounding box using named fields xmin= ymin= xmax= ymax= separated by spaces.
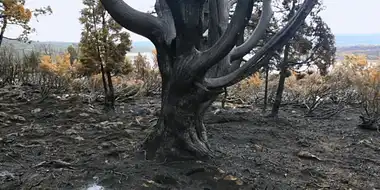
xmin=141 ymin=119 xmax=213 ymax=161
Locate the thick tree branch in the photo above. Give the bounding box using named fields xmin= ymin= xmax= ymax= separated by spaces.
xmin=202 ymin=2 xmax=210 ymax=35
xmin=195 ymin=0 xmax=254 ymax=74
xmin=229 ymin=27 xmax=245 ymax=72
xmin=207 ymin=0 xmax=228 ymax=46
xmin=204 ymin=0 xmax=318 ymax=88
xmin=165 ymin=0 xmax=206 ymax=52
xmin=228 ymin=0 xmax=238 ymax=8
xmin=100 ymin=0 xmax=167 ymax=44
xmin=216 ymin=0 xmax=229 ymax=33
xmin=201 ymin=0 xmax=231 ymax=78
xmin=230 ymin=0 xmax=273 ymax=61
xmin=164 ymin=1 xmax=185 ymax=30
xmin=154 ymin=0 xmax=176 ymax=45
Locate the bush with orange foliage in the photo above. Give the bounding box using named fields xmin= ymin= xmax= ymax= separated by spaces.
xmin=38 ymin=53 xmax=73 ymax=91
xmin=39 ymin=53 xmax=72 ymax=77
xmin=39 ymin=55 xmax=57 ymax=74
xmin=2 ymin=0 xmax=32 ymax=22
xmin=228 ymin=72 xmax=263 ymax=104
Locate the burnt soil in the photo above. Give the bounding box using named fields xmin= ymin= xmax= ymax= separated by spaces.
xmin=1 ymin=84 xmax=379 ymax=190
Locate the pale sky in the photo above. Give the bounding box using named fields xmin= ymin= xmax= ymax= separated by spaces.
xmin=6 ymin=0 xmax=380 ymax=42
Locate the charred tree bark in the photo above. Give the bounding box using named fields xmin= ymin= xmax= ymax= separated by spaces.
xmin=263 ymin=63 xmax=269 ymax=112
xmin=0 ymin=16 xmax=7 ymax=47
xmin=270 ymin=44 xmax=290 ymax=117
xmin=98 ymin=54 xmax=111 ymax=108
xmin=105 ymin=70 xmax=115 ymax=109
xmin=221 ymin=87 xmax=228 ymax=109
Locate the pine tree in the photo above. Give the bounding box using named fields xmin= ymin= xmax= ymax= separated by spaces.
xmin=79 ymin=0 xmax=132 ymax=110
xmin=67 ymin=45 xmax=78 ymax=66
xmin=134 ymin=52 xmax=149 ymax=80
xmin=268 ymin=0 xmax=336 ymax=117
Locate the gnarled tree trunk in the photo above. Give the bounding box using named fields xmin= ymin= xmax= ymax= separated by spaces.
xmin=142 ymin=46 xmax=221 ymax=159
xmin=101 ymin=0 xmax=318 ymax=160
xmin=143 ymin=83 xmax=216 ymax=159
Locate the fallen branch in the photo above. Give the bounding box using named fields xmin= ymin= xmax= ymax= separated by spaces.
xmin=358 ymin=116 xmax=379 ymax=130
xmin=14 ymin=143 xmax=42 ymax=148
xmin=358 ymin=139 xmax=380 ymax=152
xmin=33 ymin=160 xmax=74 ymax=169
xmin=5 ymin=153 xmax=26 ymax=168
xmin=205 ymin=115 xmax=249 ymax=124
xmin=363 ymin=142 xmax=380 ymax=152
xmin=314 ymin=105 xmax=346 ymax=119
xmin=296 ymin=151 xmax=321 ymax=161
xmin=353 ymin=156 xmax=380 ymax=165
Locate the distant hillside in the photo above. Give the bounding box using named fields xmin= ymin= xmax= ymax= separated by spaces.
xmin=335 ymin=34 xmax=380 ymax=47
xmin=336 ymin=45 xmax=380 ymax=60
xmin=2 ymin=39 xmax=155 ymax=54
xmin=316 ymin=33 xmax=380 ymax=60
xmin=5 ymin=34 xmax=380 ymax=60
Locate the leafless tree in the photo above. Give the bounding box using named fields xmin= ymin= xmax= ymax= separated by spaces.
xmin=101 ymin=0 xmax=317 ymax=160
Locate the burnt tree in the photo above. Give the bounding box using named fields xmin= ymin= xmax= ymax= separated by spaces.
xmin=101 ymin=0 xmax=317 ymax=160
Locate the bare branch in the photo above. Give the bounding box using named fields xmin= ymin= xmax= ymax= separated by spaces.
xmin=204 ymin=0 xmax=318 ymax=88
xmin=100 ymin=0 xmax=167 ymax=44
xmin=3 ymin=36 xmax=19 ymax=41
xmin=288 ymin=40 xmax=324 ymax=67
xmin=230 ymin=0 xmax=274 ymax=61
xmin=194 ymin=0 xmax=254 ymax=74
xmin=288 ymin=53 xmax=315 ymax=67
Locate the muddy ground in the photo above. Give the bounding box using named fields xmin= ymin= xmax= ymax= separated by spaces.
xmin=1 ymin=84 xmax=379 ymax=190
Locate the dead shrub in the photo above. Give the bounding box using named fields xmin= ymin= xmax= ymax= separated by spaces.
xmin=228 ymin=72 xmax=263 ymax=104
xmin=0 ymin=46 xmax=23 ymax=86
xmin=141 ymin=69 xmax=161 ymax=96
xmin=342 ymin=55 xmax=380 ymax=128
xmin=287 ymin=73 xmax=337 ymax=115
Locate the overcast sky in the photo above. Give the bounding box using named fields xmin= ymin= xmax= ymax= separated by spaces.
xmin=6 ymin=0 xmax=380 ymax=42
